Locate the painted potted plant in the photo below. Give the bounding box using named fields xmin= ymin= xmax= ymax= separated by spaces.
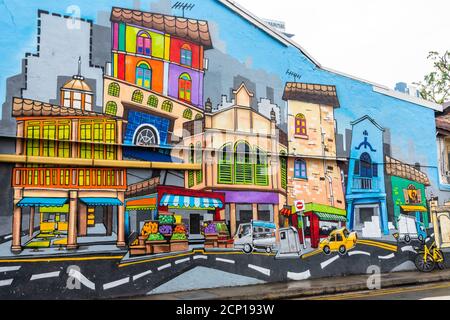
xmin=170 ymin=224 xmax=189 ymax=252
xmin=216 ymin=222 xmax=233 ymax=249
xmin=203 ymin=222 xmax=219 ymax=249
xmin=147 ymin=233 xmax=170 ymax=254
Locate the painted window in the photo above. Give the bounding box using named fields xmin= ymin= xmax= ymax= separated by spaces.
xmin=359 ymin=152 xmax=373 ymax=178
xmin=26 ymin=121 xmax=71 ymax=158
xmin=42 ymin=123 xmax=56 ymax=157
xmin=196 ymin=141 xmax=203 ymax=184
xmin=84 ymin=94 xmax=93 ymax=112
xmin=108 ymin=82 xmax=120 ymax=97
xmin=218 ymin=143 xmax=233 ymax=184
xmin=195 ymin=114 xmax=203 ymax=120
xmin=280 ymin=150 xmax=287 ymax=190
xmin=132 ymin=90 xmax=144 ymax=104
xmin=79 ymin=120 xmax=116 ymax=160
xmin=136 ymin=62 xmax=152 ymax=90
xmin=183 ymin=108 xmax=193 ymax=120
xmin=134 ymin=125 xmax=159 ymax=146
xmin=180 ymin=44 xmax=192 ymax=66
xmin=255 ymin=148 xmax=269 ymax=186
xmin=235 ymin=141 xmax=253 ymax=185
xmin=188 ymin=144 xmax=195 ymax=188
xmin=136 ymin=32 xmax=151 ymax=56
xmin=105 ymin=101 xmax=118 ymax=116
xmin=147 ymin=95 xmax=158 ymax=108
xmin=295 ymin=113 xmax=307 ymax=136
xmin=294 ymin=159 xmax=307 ymax=179
xmin=178 ymin=73 xmax=192 ymax=103
xmin=57 ymin=123 xmax=70 ymax=158
xmin=162 ymin=100 xmax=173 ymax=112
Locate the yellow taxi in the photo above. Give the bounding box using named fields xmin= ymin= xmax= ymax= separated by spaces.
xmin=319 ymin=227 xmax=358 ymax=255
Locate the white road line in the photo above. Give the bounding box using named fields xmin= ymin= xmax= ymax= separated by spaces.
xmin=4 ymin=235 xmax=12 ymax=240
xmin=30 ymin=271 xmax=60 ymax=281
xmin=68 ymin=269 xmax=96 ymax=290
xmin=248 ymin=264 xmax=271 ymax=276
xmin=133 ymin=270 xmax=153 ymax=282
xmin=348 ymin=251 xmax=371 ymax=257
xmin=0 ymin=266 xmax=21 ymax=273
xmin=0 ymin=279 xmax=13 ymax=287
xmin=157 ymin=263 xmax=172 ymax=271
xmin=103 ymin=277 xmax=130 ymax=290
xmin=216 ymin=258 xmax=235 ymax=264
xmin=321 ymin=256 xmax=340 ymax=269
xmin=175 ymin=258 xmax=190 ymax=265
xmin=193 ymin=255 xmax=208 ymax=260
xmin=378 ymin=253 xmax=395 ymax=260
xmin=421 ymin=296 xmax=450 ymax=300
xmin=287 ymin=270 xmax=311 ymax=281
xmin=401 ymin=246 xmax=416 ymax=253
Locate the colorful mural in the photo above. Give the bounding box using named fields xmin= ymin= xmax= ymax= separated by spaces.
xmin=0 ymin=0 xmax=447 ymax=299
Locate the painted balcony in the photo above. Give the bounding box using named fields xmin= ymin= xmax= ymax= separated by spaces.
xmin=352 ymin=177 xmax=379 ymax=192
xmin=12 ymin=167 xmax=127 ymax=190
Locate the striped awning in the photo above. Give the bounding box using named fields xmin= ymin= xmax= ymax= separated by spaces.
xmin=17 ymin=198 xmax=68 ymax=208
xmin=160 ymin=194 xmax=223 ymax=209
xmin=314 ymin=212 xmax=347 ymax=222
xmin=80 ymin=198 xmax=123 ymax=206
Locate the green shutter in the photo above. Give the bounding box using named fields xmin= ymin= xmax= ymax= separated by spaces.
xmin=188 ymin=171 xmax=195 ymax=188
xmin=118 ymin=23 xmax=126 ymax=51
xmin=235 ymin=163 xmax=253 ymax=185
xmin=255 ymin=164 xmax=269 ymax=186
xmin=196 ymin=170 xmax=203 ymax=184
xmin=218 ymin=163 xmax=233 ymax=184
xmin=281 ymin=157 xmax=287 ymax=190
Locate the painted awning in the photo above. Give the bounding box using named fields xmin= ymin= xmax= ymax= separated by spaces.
xmin=160 ymin=194 xmax=223 ymax=209
xmin=314 ymin=212 xmax=347 ymax=222
xmin=126 ymin=196 xmax=157 ymax=211
xmin=401 ymin=205 xmax=428 ymax=213
xmin=80 ymin=198 xmax=123 ymax=206
xmin=17 ymin=198 xmax=68 ymax=208
xmin=305 ymin=203 xmax=347 ymax=216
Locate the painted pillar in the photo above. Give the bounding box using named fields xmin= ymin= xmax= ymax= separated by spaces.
xmin=117 ymin=192 xmax=126 ymax=248
xmin=380 ymin=199 xmax=389 ymax=235
xmin=11 ymin=188 xmax=23 ymax=253
xmin=230 ymin=203 xmax=237 ymax=237
xmin=78 ymin=202 xmax=87 ymax=237
xmin=163 ymin=61 xmax=169 ymax=96
xmin=214 ymin=208 xmax=221 ymax=221
xmin=29 ymin=207 xmax=35 ymax=238
xmin=106 ymin=206 xmax=113 ymax=236
xmin=273 ymin=204 xmax=280 ymax=241
xmin=346 ymin=200 xmax=353 ymax=230
xmin=252 ymin=203 xmax=258 ymax=221
xmin=67 ymin=191 xmax=78 ymax=250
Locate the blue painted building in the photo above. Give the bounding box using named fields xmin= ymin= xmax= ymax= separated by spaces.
xmin=346 ymin=116 xmax=389 ymax=238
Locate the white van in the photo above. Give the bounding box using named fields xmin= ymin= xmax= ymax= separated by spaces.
xmin=234 ymin=220 xmax=277 ymax=254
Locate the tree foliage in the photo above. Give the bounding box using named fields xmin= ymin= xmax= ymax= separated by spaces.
xmin=416 ymin=51 xmax=450 ymax=104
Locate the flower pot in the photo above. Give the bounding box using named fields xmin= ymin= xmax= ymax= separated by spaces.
xmin=170 ymin=240 xmax=189 ymax=252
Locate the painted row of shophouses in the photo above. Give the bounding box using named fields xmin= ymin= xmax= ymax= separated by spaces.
xmin=7 ymin=6 xmax=440 ymax=253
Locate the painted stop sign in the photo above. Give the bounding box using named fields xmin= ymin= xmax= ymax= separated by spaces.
xmin=294 ymin=200 xmax=305 ymax=212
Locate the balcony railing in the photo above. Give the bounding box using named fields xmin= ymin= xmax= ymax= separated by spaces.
xmin=353 ymin=177 xmax=378 ymax=190
xmin=13 ymin=167 xmax=127 ymax=190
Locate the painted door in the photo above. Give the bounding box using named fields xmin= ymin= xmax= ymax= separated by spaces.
xmin=190 ymin=214 xmax=201 ymax=235
xmin=179 ymin=74 xmax=192 ymax=102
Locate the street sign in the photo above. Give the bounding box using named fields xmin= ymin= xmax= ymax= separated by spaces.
xmin=294 ymin=200 xmax=305 ymax=212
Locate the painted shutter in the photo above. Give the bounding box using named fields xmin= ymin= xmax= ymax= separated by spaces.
xmin=255 ymin=164 xmax=269 ymax=186
xmin=219 ymin=163 xmax=233 ymax=184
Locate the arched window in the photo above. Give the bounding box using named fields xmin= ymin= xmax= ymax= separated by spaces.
xmin=183 ymin=108 xmax=193 ymax=120
xmin=188 ymin=144 xmax=195 ymax=188
xmin=196 ymin=141 xmax=203 ymax=184
xmin=180 ymin=44 xmax=192 ymax=66
xmin=294 ymin=159 xmax=307 ymax=179
xmin=136 ymin=31 xmax=152 ymax=56
xmin=218 ymin=143 xmax=233 ymax=184
xmin=255 ymin=148 xmax=269 ymax=186
xmin=136 ymin=62 xmax=152 ymax=90
xmin=105 ymin=101 xmax=118 ymax=116
xmin=108 ymin=82 xmax=120 ymax=97
xmin=147 ymin=95 xmax=158 ymax=108
xmin=359 ymin=152 xmax=373 ymax=178
xmin=235 ymin=141 xmax=253 ymax=185
xmin=195 ymin=114 xmax=203 ymax=120
xmin=178 ymin=73 xmax=192 ymax=103
xmin=133 ymin=125 xmax=159 ymax=146
xmin=280 ymin=150 xmax=287 ymax=190
xmin=162 ymin=100 xmax=173 ymax=112
xmin=295 ymin=113 xmax=307 ymax=136
xmin=131 ymin=90 xmax=144 ymax=104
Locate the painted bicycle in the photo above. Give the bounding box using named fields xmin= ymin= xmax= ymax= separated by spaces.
xmin=414 ymin=240 xmax=446 ymax=272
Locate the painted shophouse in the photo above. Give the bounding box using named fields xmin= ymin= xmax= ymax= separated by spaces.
xmin=10 ymin=72 xmax=127 ymax=252
xmin=282 ymin=82 xmax=347 ymax=248
xmin=181 ymin=83 xmax=287 ymax=237
xmin=346 ymin=116 xmax=389 ymax=238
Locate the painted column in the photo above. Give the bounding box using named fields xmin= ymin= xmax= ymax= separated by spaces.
xmin=346 ymin=200 xmax=353 ymax=230
xmin=380 ymin=199 xmax=389 ymax=235
xmin=106 ymin=206 xmax=113 ymax=236
xmin=11 ymin=188 xmax=23 ymax=253
xmin=163 ymin=61 xmax=169 ymax=96
xmin=29 ymin=207 xmax=35 ymax=238
xmin=78 ymin=202 xmax=87 ymax=237
xmin=67 ymin=191 xmax=78 ymax=250
xmin=252 ymin=203 xmax=258 ymax=221
xmin=230 ymin=203 xmax=237 ymax=237
xmin=273 ymin=204 xmax=280 ymax=241
xmin=117 ymin=191 xmax=126 ymax=248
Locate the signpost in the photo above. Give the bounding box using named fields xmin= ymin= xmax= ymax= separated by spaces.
xmin=294 ymin=200 xmax=307 ymax=249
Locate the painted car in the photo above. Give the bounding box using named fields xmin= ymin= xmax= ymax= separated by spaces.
xmin=319 ymin=228 xmax=358 ymax=255
xmin=397 ymin=214 xmax=427 ymax=243
xmin=234 ymin=221 xmax=277 ymax=254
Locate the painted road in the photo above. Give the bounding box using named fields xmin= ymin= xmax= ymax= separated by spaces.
xmin=0 ymin=240 xmax=432 ymax=299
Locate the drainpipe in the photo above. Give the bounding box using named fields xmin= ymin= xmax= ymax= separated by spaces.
xmin=320 ymin=108 xmax=335 ymax=207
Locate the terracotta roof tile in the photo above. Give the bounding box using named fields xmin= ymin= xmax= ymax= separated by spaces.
xmin=12 ymin=98 xmax=105 ymax=118
xmin=282 ymin=82 xmax=340 ymax=107
xmin=385 ymin=156 xmax=431 ymax=186
xmin=111 ymin=7 xmax=213 ymax=49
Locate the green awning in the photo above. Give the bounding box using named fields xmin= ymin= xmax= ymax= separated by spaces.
xmin=314 ymin=212 xmax=347 ymax=222
xmin=305 ymin=203 xmax=347 ymax=216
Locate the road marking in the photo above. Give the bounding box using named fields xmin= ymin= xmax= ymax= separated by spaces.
xmin=193 ymin=255 xmax=208 ymax=260
xmin=401 ymin=246 xmax=416 ymax=253
xmin=175 ymin=258 xmax=190 ymax=265
xmin=321 ymin=255 xmax=340 ymax=269
xmin=248 ymin=264 xmax=271 ymax=276
xmin=0 ymin=266 xmax=21 ymax=273
xmin=30 ymin=271 xmax=60 ymax=281
xmin=4 ymin=235 xmax=12 ymax=240
xmin=157 ymin=263 xmax=172 ymax=271
xmin=302 ymin=250 xmax=322 ymax=259
xmin=287 ymin=270 xmax=311 ymax=281
xmin=0 ymin=279 xmax=13 ymax=287
xmin=358 ymin=240 xmax=397 ymax=252
xmin=0 ymin=255 xmax=123 ymax=264
xmin=103 ymin=277 xmax=130 ymax=290
xmin=68 ymin=269 xmax=96 ymax=290
xmin=378 ymin=253 xmax=395 ymax=260
xmin=216 ymin=258 xmax=235 ymax=264
xmin=421 ymin=296 xmax=450 ymax=300
xmin=133 ymin=270 xmax=153 ymax=282
xmin=348 ymin=251 xmax=371 ymax=257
